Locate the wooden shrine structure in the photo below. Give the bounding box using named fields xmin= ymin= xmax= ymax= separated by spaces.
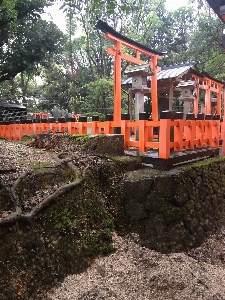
xmin=122 ymin=62 xmax=224 ymax=118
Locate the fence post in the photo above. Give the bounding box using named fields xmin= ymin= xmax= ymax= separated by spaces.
xmin=40 ymin=119 xmax=48 ymax=134
xmin=196 ymin=113 xmax=204 ymax=148
xmin=105 ymin=114 xmax=114 ymax=134
xmin=92 ymin=115 xmax=99 ymax=134
xmin=139 ymin=112 xmax=148 ymax=152
xmin=33 ymin=119 xmax=41 ymax=135
xmin=121 ymin=113 xmax=130 ymax=150
xmin=212 ymin=115 xmax=220 ymax=148
xmin=205 ymin=114 xmax=213 ymax=146
xmin=174 ymin=112 xmax=184 ymax=152
xmin=20 ymin=119 xmax=27 ymax=137
xmin=48 ymin=118 xmax=56 ymax=133
xmin=148 ymin=118 xmax=154 ymax=140
xmin=185 ymin=113 xmax=195 ymax=149
xmin=3 ymin=121 xmax=9 ymax=139
xmin=67 ymin=117 xmax=75 ymax=134
xmin=58 ymin=117 xmax=66 ymax=133
xmin=0 ymin=121 xmax=4 ymax=138
xmin=159 ymin=111 xmax=172 ymax=159
xmin=78 ymin=116 xmax=87 ymax=134
xmin=14 ymin=121 xmax=21 ymax=141
xmin=8 ymin=120 xmax=14 ymax=140
xmin=26 ymin=120 xmax=33 ymax=135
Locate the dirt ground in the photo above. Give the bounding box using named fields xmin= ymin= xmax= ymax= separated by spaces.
xmin=1 ymin=139 xmax=225 ymax=299
xmin=46 ymin=230 xmax=225 ymax=300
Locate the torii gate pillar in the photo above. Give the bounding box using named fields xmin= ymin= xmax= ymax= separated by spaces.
xmin=113 ymin=40 xmax=122 ymax=122
xmin=151 ymin=55 xmax=158 ymax=121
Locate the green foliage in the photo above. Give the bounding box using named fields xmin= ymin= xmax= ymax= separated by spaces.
xmin=62 ymin=0 xmax=133 ymax=18
xmin=60 ymin=0 xmax=197 ymax=116
xmin=0 ymin=0 xmax=51 ymax=46
xmin=187 ymin=14 xmax=225 ymax=78
xmin=0 ymin=18 xmax=65 ymax=82
xmin=78 ymin=77 xmax=114 ymax=115
xmin=0 ymin=71 xmax=42 ymax=108
xmin=1 ymin=0 xmax=225 ymax=113
xmin=37 ymin=62 xmax=71 ymax=111
xmin=54 ymin=208 xmax=74 ymax=233
xmin=0 ymin=0 xmax=18 ymax=22
xmin=82 ymin=226 xmax=114 ymax=255
xmin=0 ymin=0 xmax=65 ymax=87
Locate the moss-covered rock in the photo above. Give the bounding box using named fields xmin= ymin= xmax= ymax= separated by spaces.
xmin=0 ymin=159 xmax=124 ymax=299
xmin=74 ymin=134 xmax=124 ymax=156
xmin=1 ymin=152 xmax=225 ymax=296
xmin=24 ymin=133 xmax=124 ymax=156
xmin=122 ymin=157 xmax=225 ymax=253
xmin=0 ymin=182 xmax=13 ymax=214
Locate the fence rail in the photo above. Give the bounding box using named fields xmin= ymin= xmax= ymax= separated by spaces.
xmin=0 ymin=112 xmax=222 ymax=159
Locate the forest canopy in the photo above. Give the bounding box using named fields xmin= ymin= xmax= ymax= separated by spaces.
xmin=0 ymin=0 xmax=224 ymax=115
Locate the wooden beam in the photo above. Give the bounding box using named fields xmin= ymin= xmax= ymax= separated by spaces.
xmin=205 ymin=79 xmax=211 ymax=114
xmin=107 ymin=48 xmax=146 ymax=65
xmin=217 ymin=85 xmax=222 ymax=116
xmin=106 ymin=32 xmax=163 ymax=60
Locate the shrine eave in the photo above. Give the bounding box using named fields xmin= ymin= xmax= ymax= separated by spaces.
xmin=206 ymin=0 xmax=225 ymax=23
xmin=122 ymin=62 xmax=200 ymax=85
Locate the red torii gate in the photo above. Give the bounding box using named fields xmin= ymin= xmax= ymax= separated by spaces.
xmin=95 ymin=20 xmax=165 ymax=122
xmin=192 ymin=74 xmax=223 ymax=117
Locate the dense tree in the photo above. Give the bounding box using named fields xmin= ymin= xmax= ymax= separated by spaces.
xmin=78 ymin=77 xmax=114 ymax=116
xmin=0 ymin=18 xmax=65 ymax=83
xmin=0 ymin=0 xmax=53 ymax=46
xmin=1 ymin=0 xmax=225 ymax=115
xmin=0 ymin=0 xmax=17 ymax=43
xmin=0 ymin=0 xmax=65 ymax=109
xmin=187 ymin=11 xmax=225 ymax=79
xmin=37 ymin=61 xmax=71 ymax=111
xmin=0 ymin=0 xmax=64 ymax=81
xmin=55 ymin=0 xmax=198 ymax=115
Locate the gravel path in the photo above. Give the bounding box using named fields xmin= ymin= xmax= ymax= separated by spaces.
xmin=0 ymin=138 xmax=58 ymax=188
xmin=47 ymin=233 xmax=225 ymax=300
xmin=0 ymin=138 xmax=59 ymax=217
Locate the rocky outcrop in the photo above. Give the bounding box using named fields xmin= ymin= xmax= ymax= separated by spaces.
xmin=122 ymin=157 xmax=225 ymax=253
xmin=22 ymin=133 xmax=125 ymax=156
xmin=0 ymin=155 xmax=124 ymax=299
xmin=1 ymin=139 xmax=225 ymax=298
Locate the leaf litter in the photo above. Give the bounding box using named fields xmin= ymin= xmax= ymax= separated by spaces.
xmin=1 ymin=138 xmax=225 ymax=299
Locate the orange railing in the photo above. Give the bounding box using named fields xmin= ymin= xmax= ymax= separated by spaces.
xmin=0 ymin=112 xmax=222 ymax=159
xmin=158 ymin=111 xmax=220 ymax=158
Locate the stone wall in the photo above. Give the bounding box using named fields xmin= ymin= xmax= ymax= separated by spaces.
xmin=22 ymin=134 xmax=125 ymax=156
xmin=1 ymin=154 xmax=225 ymax=298
xmin=122 ymin=157 xmax=225 ymax=253
xmin=0 ymin=159 xmax=123 ymax=299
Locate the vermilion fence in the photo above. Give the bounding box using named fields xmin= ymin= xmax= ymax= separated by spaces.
xmin=0 ymin=112 xmax=222 ymax=159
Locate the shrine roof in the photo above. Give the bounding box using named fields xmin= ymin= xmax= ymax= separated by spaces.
xmin=205 ymin=0 xmax=224 ymax=23
xmin=95 ymin=20 xmax=166 ymax=56
xmin=122 ymin=62 xmax=200 ymax=85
